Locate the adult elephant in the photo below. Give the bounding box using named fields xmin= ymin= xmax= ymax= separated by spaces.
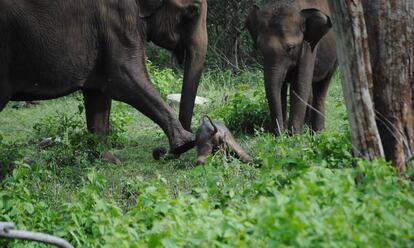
xmin=0 ymin=0 xmax=207 ymax=162
xmin=145 ymin=0 xmax=208 ymax=132
xmin=246 ymin=0 xmax=337 ymax=135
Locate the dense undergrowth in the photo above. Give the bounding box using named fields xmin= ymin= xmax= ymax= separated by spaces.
xmin=0 ymin=65 xmax=413 ymax=247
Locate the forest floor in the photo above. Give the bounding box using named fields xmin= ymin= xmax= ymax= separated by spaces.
xmin=0 ymin=68 xmax=413 ymax=247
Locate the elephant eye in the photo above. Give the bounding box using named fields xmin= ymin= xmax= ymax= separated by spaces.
xmin=184 ymin=3 xmax=201 ymax=18
xmin=285 ymin=44 xmax=295 ymax=54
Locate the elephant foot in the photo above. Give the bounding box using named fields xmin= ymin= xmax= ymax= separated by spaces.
xmin=152 ymin=147 xmax=168 ymax=160
xmin=102 ymin=151 xmax=121 ymax=165
xmin=152 ymin=147 xmax=182 ymax=161
xmin=152 ymin=132 xmax=194 ymax=161
xmin=169 ymin=132 xmax=196 ymax=155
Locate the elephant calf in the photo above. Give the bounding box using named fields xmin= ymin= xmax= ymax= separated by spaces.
xmin=246 ymin=0 xmax=338 ymax=135
xmin=152 ymin=116 xmax=252 ymax=165
xmin=195 ymin=116 xmax=251 ymax=165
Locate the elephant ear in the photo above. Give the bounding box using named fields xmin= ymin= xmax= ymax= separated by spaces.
xmin=202 ymin=116 xmax=218 ymax=136
xmin=301 ymin=8 xmax=332 ymax=51
xmin=137 ymin=0 xmax=164 ymax=18
xmin=246 ymin=5 xmax=260 ymax=48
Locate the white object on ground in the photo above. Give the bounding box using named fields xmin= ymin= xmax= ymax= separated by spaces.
xmin=167 ymin=94 xmax=208 ymax=106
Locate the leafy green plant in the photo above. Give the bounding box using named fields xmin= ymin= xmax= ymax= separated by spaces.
xmin=2 ymin=156 xmax=414 ymax=247
xmin=32 ymin=98 xmax=132 ymax=167
xmin=310 ymin=126 xmax=354 ymax=169
xmin=33 ymin=111 xmax=103 ymax=167
xmin=254 ymin=125 xmax=354 ymax=170
xmin=109 ymin=103 xmax=134 ymax=148
xmin=0 ymin=135 xmax=21 ymax=180
xmin=213 ymin=84 xmax=271 ymax=134
xmin=147 ymin=60 xmax=182 ymax=97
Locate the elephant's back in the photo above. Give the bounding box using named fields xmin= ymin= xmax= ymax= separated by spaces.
xmin=5 ymin=0 xmax=101 ymax=97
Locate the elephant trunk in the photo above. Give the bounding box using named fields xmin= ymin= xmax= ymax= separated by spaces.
xmin=263 ymin=61 xmax=288 ymax=135
xmin=179 ymin=1 xmax=208 ymax=132
xmin=179 ymin=37 xmax=207 ymax=131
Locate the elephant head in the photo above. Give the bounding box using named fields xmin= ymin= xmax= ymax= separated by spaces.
xmin=195 ymin=116 xmax=252 ymax=165
xmin=247 ymin=3 xmax=332 ymax=134
xmin=140 ymin=0 xmax=208 ymax=131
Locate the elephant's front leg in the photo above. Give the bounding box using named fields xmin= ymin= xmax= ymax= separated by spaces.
xmin=288 ymin=43 xmax=317 ymax=134
xmin=264 ymin=64 xmax=288 ymax=135
xmin=289 ymin=80 xmax=313 ymax=135
xmin=83 ymin=90 xmax=121 ymax=165
xmin=108 ymin=56 xmax=195 ymax=155
xmin=281 ymin=82 xmax=288 ymax=129
xmin=309 ymin=68 xmax=335 ymax=132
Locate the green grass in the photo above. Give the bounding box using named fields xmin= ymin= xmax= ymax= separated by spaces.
xmin=0 ymin=68 xmax=413 ymax=247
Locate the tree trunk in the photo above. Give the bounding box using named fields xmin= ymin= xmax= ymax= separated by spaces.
xmin=328 ymin=0 xmax=414 ymax=172
xmin=361 ymin=1 xmax=414 ymax=173
xmin=327 ymin=1 xmax=385 ymax=160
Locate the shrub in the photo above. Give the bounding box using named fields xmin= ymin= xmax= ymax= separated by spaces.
xmin=32 ymin=97 xmax=132 ymax=167
xmin=254 ymin=125 xmax=354 ymax=171
xmin=0 ymin=135 xmax=21 ymax=180
xmin=33 ymin=111 xmax=103 ymax=167
xmin=109 ymin=103 xmax=134 ymax=148
xmin=1 ymin=157 xmax=413 ymax=247
xmin=213 ymin=84 xmax=271 ymax=134
xmin=147 ymin=60 xmax=182 ymax=97
xmin=311 ymin=126 xmax=354 ymax=169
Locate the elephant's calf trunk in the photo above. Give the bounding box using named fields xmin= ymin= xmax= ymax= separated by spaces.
xmin=238 ymin=153 xmax=252 ymax=164
xmin=196 ymin=155 xmax=207 ymax=165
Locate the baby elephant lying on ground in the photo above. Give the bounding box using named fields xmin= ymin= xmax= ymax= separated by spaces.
xmin=195 ymin=116 xmax=251 ymax=165
xmin=152 ymin=116 xmax=252 ymax=165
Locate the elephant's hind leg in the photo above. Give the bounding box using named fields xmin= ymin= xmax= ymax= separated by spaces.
xmin=82 ymin=90 xmax=121 ymax=164
xmin=281 ymin=82 xmax=288 ymax=129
